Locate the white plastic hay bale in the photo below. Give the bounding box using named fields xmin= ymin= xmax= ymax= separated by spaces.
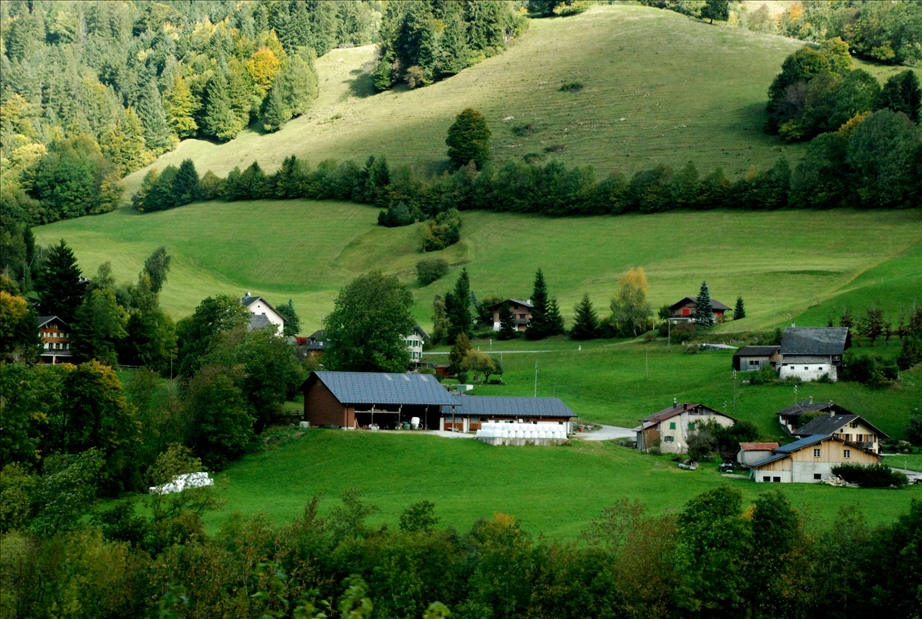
xmin=410 ymin=417 xmax=420 ymax=429
xmin=150 ymin=472 xmax=214 ymax=495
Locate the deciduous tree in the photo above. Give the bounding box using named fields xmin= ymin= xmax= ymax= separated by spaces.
xmin=611 ymin=267 xmax=653 ymax=337
xmin=446 ymin=108 xmax=491 ymax=170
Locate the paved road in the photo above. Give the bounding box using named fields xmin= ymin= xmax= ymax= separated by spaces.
xmin=578 ymin=424 xmax=635 ymax=441
xmin=891 ymin=467 xmax=922 ymax=483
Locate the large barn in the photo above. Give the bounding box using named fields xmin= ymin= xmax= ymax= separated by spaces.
xmin=441 ymin=395 xmax=577 ymax=433
xmin=302 ymin=371 xmax=459 ymax=430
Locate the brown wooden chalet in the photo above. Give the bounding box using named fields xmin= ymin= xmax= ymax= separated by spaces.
xmin=668 ymin=297 xmax=730 ymax=323
xmin=38 ymin=316 xmax=72 ymax=364
xmin=489 ymin=299 xmax=533 ymax=332
xmin=303 ymin=371 xmax=459 ymax=430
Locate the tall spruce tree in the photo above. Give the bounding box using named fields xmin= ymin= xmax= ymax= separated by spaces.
xmin=201 ymin=71 xmax=243 ymax=142
xmin=35 ymin=240 xmax=86 ymax=322
xmin=876 ymin=70 xmax=921 ymax=125
xmin=526 ymin=269 xmax=565 ymax=340
xmin=734 ymin=296 xmax=746 ymax=320
xmin=446 ymin=268 xmax=473 ymax=342
xmin=172 ymin=159 xmax=201 ymax=206
xmin=498 ymin=302 xmax=517 ymax=340
xmin=694 ymin=280 xmax=715 ymax=328
xmin=570 ymin=293 xmax=599 ymax=340
xmin=136 ymin=80 xmax=173 ymax=153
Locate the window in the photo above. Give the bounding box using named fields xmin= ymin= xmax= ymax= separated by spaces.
xmin=814 ymin=474 xmax=822 ymax=480
xmin=773 ymin=477 xmax=781 ymax=482
xmin=849 ymin=422 xmax=858 ymax=428
xmin=763 ymin=476 xmax=771 ymax=482
xmin=688 ymin=422 xmax=696 ymax=431
xmin=804 ymin=366 xmax=809 ymax=370
xmin=813 ymin=449 xmax=821 ymax=457
xmin=664 ymin=436 xmax=674 ymax=442
xmin=682 ymin=308 xmax=690 ymax=315
xmin=669 ymin=422 xmax=676 ymax=430
xmin=844 ymin=449 xmax=851 ymax=459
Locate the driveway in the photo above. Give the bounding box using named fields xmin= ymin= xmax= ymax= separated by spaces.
xmin=578 ymin=424 xmax=635 ymax=441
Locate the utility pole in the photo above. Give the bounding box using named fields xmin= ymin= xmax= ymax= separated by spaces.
xmin=645 ymin=345 xmax=649 ymax=380
xmin=534 ymin=361 xmax=538 ymax=397
xmin=732 ymin=369 xmax=737 ymax=409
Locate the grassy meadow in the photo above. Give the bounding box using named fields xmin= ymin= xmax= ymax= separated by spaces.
xmin=205 ymin=428 xmax=922 ymax=540
xmin=120 ymin=4 xmax=824 ymax=198
xmin=35 ymin=201 xmax=922 ymax=335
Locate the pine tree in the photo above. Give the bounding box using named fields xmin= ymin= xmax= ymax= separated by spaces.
xmin=840 ymin=307 xmax=854 ymax=329
xmin=35 ymin=240 xmax=86 ymax=322
xmin=282 ymin=50 xmax=319 ymax=117
xmin=172 ymin=159 xmax=201 ymax=206
xmin=275 ymin=299 xmax=301 ymax=336
xmin=163 ymin=74 xmax=199 ymax=138
xmin=733 ymin=296 xmax=746 ymax=320
xmin=99 ymin=106 xmax=152 ymax=173
xmin=446 ymin=268 xmax=473 ymax=342
xmin=526 ymin=268 xmax=551 ymax=340
xmin=261 ymin=79 xmax=291 ymax=132
xmin=136 ymin=80 xmax=173 ymax=153
xmin=201 ymin=71 xmax=244 ymax=142
xmin=570 ymin=293 xmax=599 ymax=340
xmin=694 ymin=280 xmax=715 ymax=328
xmin=546 ymin=298 xmax=565 ymax=336
xmin=498 ymin=302 xmax=517 ymax=340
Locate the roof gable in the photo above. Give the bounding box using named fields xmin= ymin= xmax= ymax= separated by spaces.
xmin=310 ymin=371 xmax=459 ymax=406
xmin=37 ymin=315 xmax=69 ymax=328
xmin=488 ymin=299 xmax=534 ymax=310
xmin=795 ymin=413 xmax=889 ymax=439
xmin=669 ymin=297 xmax=731 ymax=311
xmin=640 ymin=403 xmax=735 ymax=426
xmin=780 ymin=327 xmax=849 ymax=356
xmin=733 ymin=345 xmax=780 ymax=358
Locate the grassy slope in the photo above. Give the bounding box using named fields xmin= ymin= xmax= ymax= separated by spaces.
xmin=35 ymin=202 xmax=922 ymax=334
xmin=121 ymin=4 xmax=824 ymax=198
xmin=208 ymin=428 xmax=922 ymax=539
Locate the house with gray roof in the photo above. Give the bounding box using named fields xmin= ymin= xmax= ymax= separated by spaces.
xmin=440 ymin=395 xmax=576 ymax=433
xmin=750 ymin=434 xmax=880 ymax=483
xmin=488 ymin=299 xmax=533 ymax=332
xmin=302 ymin=371 xmax=459 ymax=429
xmin=779 ymin=327 xmax=850 ymax=382
xmin=37 ymin=315 xmax=72 ymax=364
xmin=792 ymin=409 xmax=888 ymax=454
xmin=241 ymin=293 xmax=286 ymax=333
xmin=732 ymin=345 xmax=781 ymax=372
xmin=776 ymin=397 xmax=850 ymax=433
xmin=668 ymin=296 xmax=731 ymax=323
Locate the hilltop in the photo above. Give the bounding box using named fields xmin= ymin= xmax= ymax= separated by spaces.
xmin=122 ymin=4 xmax=837 ymax=197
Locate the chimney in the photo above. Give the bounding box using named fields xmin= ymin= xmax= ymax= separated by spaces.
xmin=829 ymin=410 xmax=834 ymax=418
xmin=809 ymin=396 xmax=813 ymax=405
xmin=673 ymin=397 xmax=677 ymax=407
xmin=245 ymin=291 xmax=251 ymax=297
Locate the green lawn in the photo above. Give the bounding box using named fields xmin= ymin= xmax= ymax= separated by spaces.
xmin=883 ymin=453 xmax=922 ymax=473
xmin=206 ymin=428 xmax=922 ymax=540
xmin=121 ymin=4 xmax=825 ymax=199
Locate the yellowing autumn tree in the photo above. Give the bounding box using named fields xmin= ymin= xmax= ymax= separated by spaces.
xmin=610 ymin=267 xmax=652 ymax=338
xmin=246 ymin=47 xmax=281 ymax=97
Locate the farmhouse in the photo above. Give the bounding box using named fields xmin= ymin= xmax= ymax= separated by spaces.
xmin=441 ymin=395 xmax=576 ymax=433
xmin=750 ymin=434 xmax=880 ymax=483
xmin=791 ymin=409 xmax=888 ymax=454
xmin=634 ymin=402 xmax=736 ymax=454
xmin=668 ymin=297 xmax=730 ymax=323
xmin=37 ymin=315 xmax=72 ymax=364
xmin=776 ymin=397 xmax=850 ymax=433
xmin=737 ymin=442 xmax=780 ymax=466
xmin=732 ymin=345 xmax=781 ymax=372
xmin=489 ymin=299 xmax=533 ymax=332
xmin=778 ymin=327 xmax=850 ymax=382
xmin=241 ymin=293 xmax=286 ymax=333
xmin=302 ymin=371 xmax=458 ymax=430
xmin=404 ymin=325 xmax=429 ymax=367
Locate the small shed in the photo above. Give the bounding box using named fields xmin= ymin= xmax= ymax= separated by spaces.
xmin=440 ymin=395 xmax=576 ymax=433
xmin=737 ymin=442 xmax=780 ymax=465
xmin=733 ymin=345 xmax=781 ymax=371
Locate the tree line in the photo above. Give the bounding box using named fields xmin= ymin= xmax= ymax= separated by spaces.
xmin=2 ymin=480 xmax=921 ymax=619
xmin=372 ymin=1 xmax=527 ymax=91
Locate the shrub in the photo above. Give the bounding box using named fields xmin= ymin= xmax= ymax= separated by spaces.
xmin=559 ymin=81 xmax=584 ymax=92
xmin=831 ymin=463 xmax=908 ymax=488
xmin=512 ymin=123 xmax=535 ymax=136
xmin=906 ymin=415 xmax=922 ymax=446
xmin=416 ymin=258 xmax=449 ymax=285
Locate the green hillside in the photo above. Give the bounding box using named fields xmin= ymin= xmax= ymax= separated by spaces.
xmin=121 ymin=4 xmax=835 ymax=198
xmin=35 ymin=201 xmax=922 ymax=334
xmin=206 ymin=427 xmax=922 ymax=539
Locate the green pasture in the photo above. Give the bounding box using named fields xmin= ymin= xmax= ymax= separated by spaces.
xmin=121 ymin=4 xmax=824 ymax=198
xmin=884 ymin=453 xmax=922 ymax=472
xmin=428 ymin=336 xmax=921 ymax=439
xmin=206 ymin=428 xmax=922 ymax=540
xmin=35 ymin=201 xmax=922 ymax=335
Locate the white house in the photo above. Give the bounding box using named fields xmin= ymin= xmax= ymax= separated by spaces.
xmin=241 ymin=293 xmax=286 ymax=333
xmin=634 ymin=402 xmax=737 ymax=454
xmin=405 ymin=324 xmax=428 ymax=367
xmin=778 ymin=327 xmax=850 ymax=382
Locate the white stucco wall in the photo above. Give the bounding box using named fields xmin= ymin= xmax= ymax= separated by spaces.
xmin=779 ymin=363 xmax=836 ymax=382
xmin=245 ymin=299 xmax=285 ymax=332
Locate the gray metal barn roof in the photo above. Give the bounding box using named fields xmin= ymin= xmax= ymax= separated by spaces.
xmin=780 ymin=327 xmax=850 ymax=355
xmin=443 ymin=395 xmax=577 ymax=419
xmin=311 ymin=371 xmax=459 ymax=406
xmin=733 ymin=345 xmax=780 ymax=357
xmin=794 ymin=413 xmax=889 ymax=439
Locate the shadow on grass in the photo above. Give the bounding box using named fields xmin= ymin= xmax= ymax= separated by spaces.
xmin=347 ymin=67 xmax=376 ymax=99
